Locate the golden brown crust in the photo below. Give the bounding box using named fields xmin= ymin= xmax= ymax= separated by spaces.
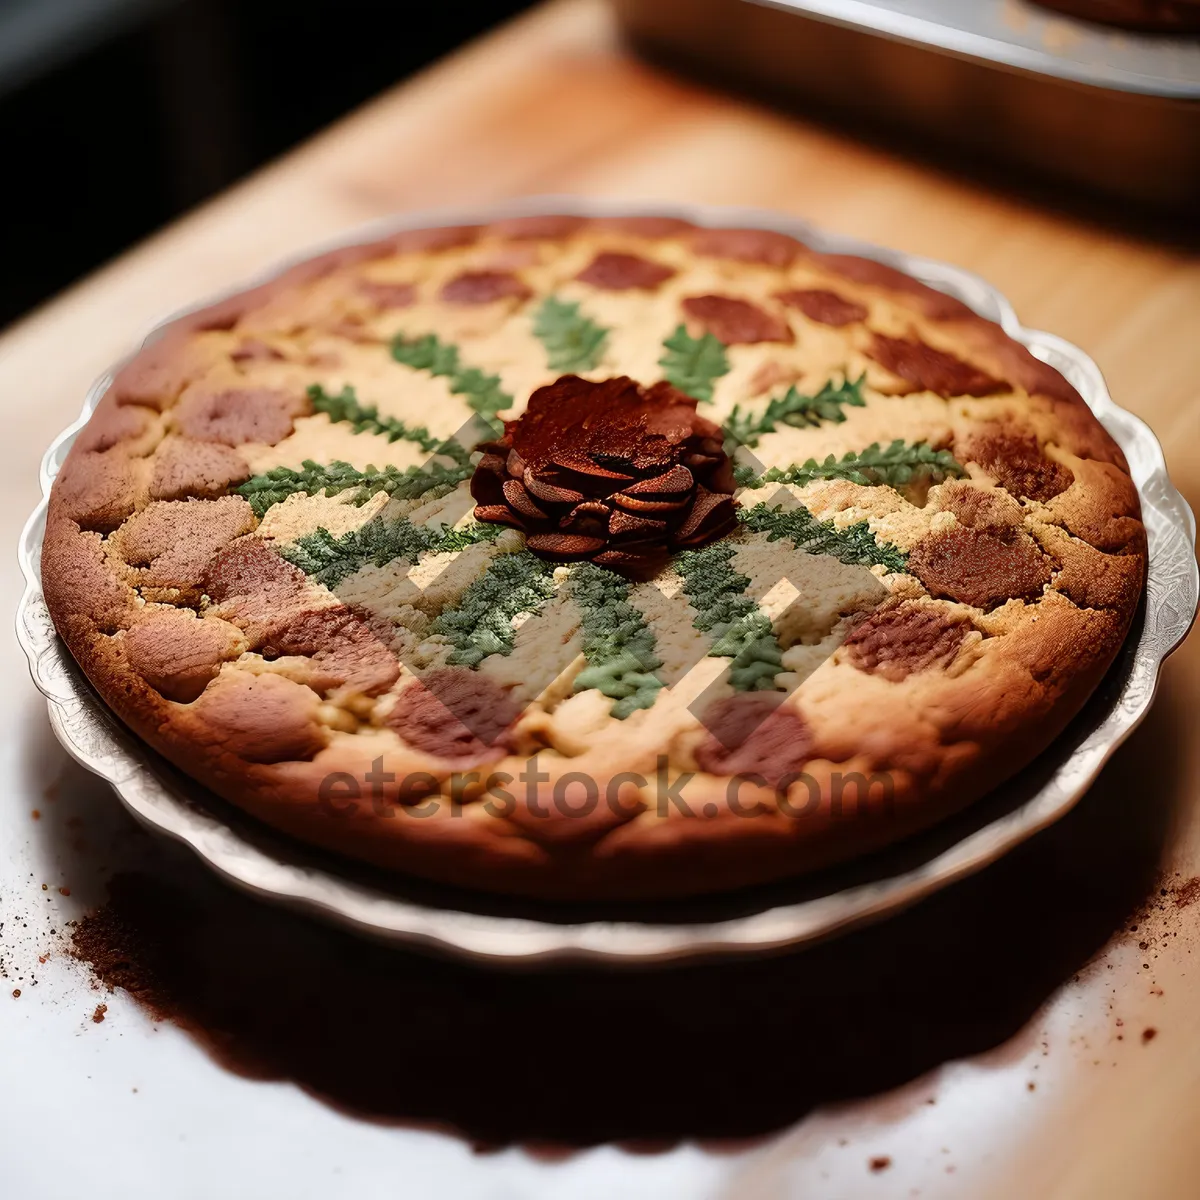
xmin=42 ymin=214 xmax=1147 ymax=900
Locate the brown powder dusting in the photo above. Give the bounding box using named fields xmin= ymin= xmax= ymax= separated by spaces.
xmin=71 ymin=883 xmax=173 ymax=1020
xmin=869 ymin=1156 xmax=892 ymax=1172
xmin=92 ymin=1003 xmax=108 ymax=1024
xmin=1172 ymin=877 xmax=1200 ymax=909
xmin=1122 ymin=875 xmax=1200 ymax=947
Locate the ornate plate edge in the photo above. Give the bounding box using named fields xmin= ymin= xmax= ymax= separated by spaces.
xmin=15 ymin=196 xmax=1199 ymax=965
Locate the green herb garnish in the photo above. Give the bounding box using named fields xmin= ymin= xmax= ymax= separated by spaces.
xmin=737 ymin=441 xmax=964 ymax=491
xmin=532 ymin=296 xmax=608 ymax=373
xmin=237 ymin=459 xmax=471 ymax=518
xmin=568 ymin=562 xmax=663 ymax=718
xmin=281 ymin=518 xmax=499 ymax=589
xmin=739 ymin=502 xmax=908 ymax=573
xmin=431 ymin=551 xmax=558 ymax=667
xmin=309 ymin=384 xmax=470 ymax=464
xmin=391 ymin=332 xmax=511 ymax=433
xmin=675 ymin=543 xmax=783 ymax=692
xmin=658 ymin=324 xmax=729 ymax=403
xmin=724 ymin=374 xmax=867 ymax=449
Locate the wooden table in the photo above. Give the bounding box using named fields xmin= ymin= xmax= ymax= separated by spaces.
xmin=3 ymin=2 xmax=1199 ymax=1196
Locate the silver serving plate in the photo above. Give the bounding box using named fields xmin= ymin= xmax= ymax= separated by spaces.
xmin=15 ymin=198 xmax=1198 ymax=966
xmin=612 ymin=0 xmax=1200 ymax=212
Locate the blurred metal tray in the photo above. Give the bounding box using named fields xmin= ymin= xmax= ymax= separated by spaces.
xmin=16 ymin=199 xmax=1198 ymax=966
xmin=612 ymin=0 xmax=1200 ymax=211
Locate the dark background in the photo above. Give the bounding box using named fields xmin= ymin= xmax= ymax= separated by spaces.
xmin=0 ymin=0 xmax=537 ymax=330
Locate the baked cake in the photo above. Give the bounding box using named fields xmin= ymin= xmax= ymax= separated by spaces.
xmin=1035 ymin=0 xmax=1200 ymax=30
xmin=42 ymin=214 xmax=1147 ymax=900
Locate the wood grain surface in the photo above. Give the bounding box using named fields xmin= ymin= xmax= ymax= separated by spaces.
xmin=3 ymin=2 xmax=1199 ymax=1196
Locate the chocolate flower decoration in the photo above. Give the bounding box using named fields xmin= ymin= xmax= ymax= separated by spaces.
xmin=471 ymin=375 xmax=738 ymax=579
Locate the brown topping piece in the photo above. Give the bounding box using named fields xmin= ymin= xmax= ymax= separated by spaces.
xmin=480 ymin=244 xmax=541 ymax=271
xmin=843 ymin=601 xmax=969 ymax=683
xmin=202 ymin=536 xmax=304 ymax=605
xmin=525 ymin=532 xmax=608 ymax=558
xmin=936 ymin=481 xmax=1024 ymax=535
xmin=190 ymin=671 xmax=325 ymax=764
xmin=811 ymin=254 xmax=974 ymax=321
xmin=274 ymin=239 xmax=396 ymax=289
xmin=262 ymin=608 xmax=400 ymax=698
xmin=320 ymin=316 xmax=376 ymax=345
xmin=682 ymin=295 xmax=794 ymax=345
xmin=42 ymin=519 xmax=136 ymax=634
xmin=201 ymin=536 xmax=314 ymax=642
xmin=439 ymin=270 xmax=532 ymax=306
xmin=592 ymin=215 xmax=692 ymax=238
xmin=1066 ymin=551 xmax=1147 ymax=612
xmin=149 ymin=438 xmax=249 ymax=502
xmin=695 ymin=695 xmax=813 ymax=790
xmin=1041 ymin=525 xmax=1146 ymax=611
xmin=907 ymin=526 xmax=1053 ymax=611
xmin=230 ymin=339 xmax=285 ymax=364
xmin=175 ymin=386 xmax=303 ymax=447
xmin=749 ymin=361 xmax=803 ymax=396
xmin=110 ymin=334 xmax=218 ymax=410
xmin=76 ymin=403 xmax=158 ymax=454
xmin=188 ymin=299 xmax=243 ymax=332
xmin=487 ymin=214 xmax=586 ymax=240
xmin=775 ymin=288 xmax=868 ymax=328
xmin=868 ymin=333 xmax=1007 ymax=398
xmin=963 ymin=428 xmax=1074 ymax=503
xmin=388 ymin=669 xmax=519 ymax=764
xmin=1050 ymin=460 xmax=1143 ymax=555
xmin=125 ymin=611 xmax=243 ymax=703
xmin=576 ymin=252 xmax=676 ymax=291
xmin=690 ymin=227 xmax=802 ymax=267
xmin=114 ymin=497 xmax=257 ymax=595
xmin=391 ymin=225 xmax=479 ymax=254
xmin=54 ymin=451 xmax=138 ymax=533
xmin=472 ymin=375 xmax=738 ymax=578
xmin=356 ymin=279 xmax=416 ymax=309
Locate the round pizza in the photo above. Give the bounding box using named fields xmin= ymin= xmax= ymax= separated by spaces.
xmin=42 ymin=213 xmax=1147 ymax=900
